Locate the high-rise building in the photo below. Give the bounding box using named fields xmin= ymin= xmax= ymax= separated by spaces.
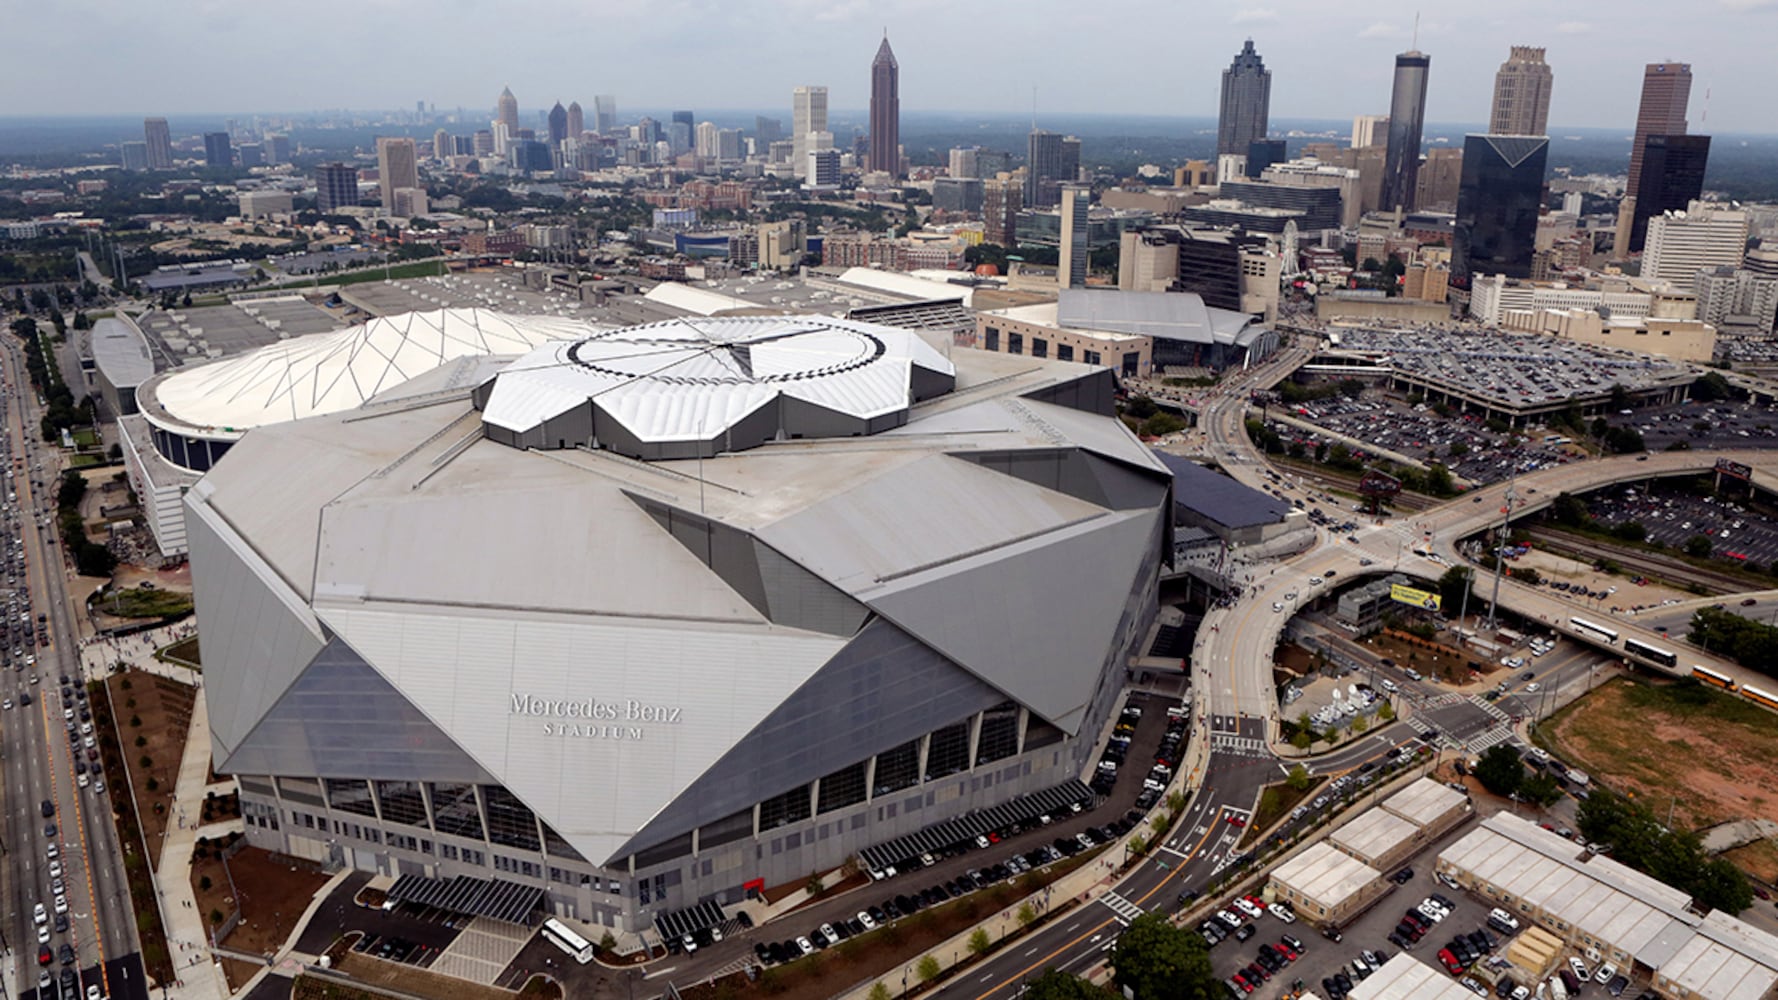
xmin=121 ymin=142 xmax=148 ymax=171
xmin=755 ymin=117 xmax=783 ymax=144
xmin=1058 ymin=185 xmax=1091 ymax=289
xmin=376 ymin=137 xmax=419 ymax=212
xmin=671 ymin=111 xmax=695 ymax=154
xmin=1217 ymin=40 xmax=1272 ymax=157
xmin=1643 ymin=201 xmax=1748 ymax=283
xmin=566 ymin=101 xmax=584 ymax=140
xmin=792 ymin=86 xmax=829 ymax=180
xmin=143 ymin=117 xmax=173 ymax=170
xmin=1414 ymin=147 xmax=1466 ymax=213
xmin=548 ymin=103 xmax=569 ymax=146
xmin=949 ymin=147 xmax=980 ymax=180
xmin=1626 ymin=63 xmax=1692 ymax=200
xmin=433 ymin=128 xmax=452 ymax=161
xmin=203 ymin=132 xmax=233 ymax=169
xmin=315 ymin=163 xmax=359 ymax=213
xmin=594 ymin=96 xmax=617 ymax=133
xmin=718 ymin=129 xmax=743 ymax=162
xmin=932 ymin=177 xmax=984 ymax=214
xmin=237 ymin=143 xmax=264 ymax=168
xmin=1351 ymin=115 xmax=1388 ymax=150
xmin=1382 ymin=50 xmax=1431 ymax=212
xmin=1245 ymin=139 xmax=1287 ymax=179
xmin=696 ymin=121 xmax=720 ymax=159
xmin=1025 ymin=130 xmax=1080 ymax=208
xmin=473 ymin=130 xmax=494 ymax=156
xmin=983 ymin=176 xmax=1023 ymax=247
xmin=804 ymin=148 xmax=842 ymax=189
xmin=868 ymin=35 xmax=901 ymax=177
xmin=1489 ymin=46 xmax=1553 ymax=137
xmin=1627 ymin=134 xmax=1710 ymax=253
xmin=266 ymin=134 xmax=291 ymax=165
xmin=1452 ymin=134 xmax=1550 ymax=289
xmin=496 ymin=87 xmax=520 ymax=130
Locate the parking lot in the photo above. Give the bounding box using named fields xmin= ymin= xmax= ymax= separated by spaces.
xmin=1276 ymin=393 xmax=1575 ymax=487
xmin=1202 ymin=810 xmax=1656 ymax=999
xmin=1582 ymin=481 xmax=1778 ymax=571
xmin=1605 ymin=399 xmax=1778 ymax=452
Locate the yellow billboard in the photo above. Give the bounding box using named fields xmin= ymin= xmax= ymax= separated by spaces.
xmin=1390 ymin=584 xmax=1441 ymax=611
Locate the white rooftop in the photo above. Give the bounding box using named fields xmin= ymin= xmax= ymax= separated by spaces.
xmin=1329 ymin=807 xmax=1418 ymax=864
xmin=1348 ymin=954 xmax=1479 ymax=1000
xmin=1381 ymin=777 xmax=1468 ymax=829
xmin=1271 ymin=841 xmax=1381 ymax=908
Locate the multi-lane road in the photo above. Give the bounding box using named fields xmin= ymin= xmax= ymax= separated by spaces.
xmin=0 ymin=329 xmax=148 ymax=1000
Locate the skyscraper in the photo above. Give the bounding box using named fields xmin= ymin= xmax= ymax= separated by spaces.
xmin=1058 ymin=185 xmax=1091 ymax=289
xmin=143 ymin=117 xmax=173 ymax=170
xmin=1628 ymin=134 xmax=1710 ymax=252
xmin=120 ymin=142 xmax=148 ymax=171
xmin=792 ymin=86 xmax=829 ymax=180
xmin=755 ymin=117 xmax=783 ymax=144
xmin=594 ymin=96 xmax=617 ymax=134
xmin=566 ymin=101 xmax=584 ymax=139
xmin=433 ymin=128 xmax=452 ymax=162
xmin=266 ymin=134 xmax=291 ymax=165
xmin=869 ymin=35 xmax=901 ymax=177
xmin=1025 ymin=129 xmax=1080 ymax=208
xmin=1626 ymin=63 xmax=1692 ymax=199
xmin=497 ymin=87 xmax=520 ymax=130
xmin=672 ymin=111 xmax=695 ymax=153
xmin=376 ymin=137 xmax=419 ymax=212
xmin=1217 ymin=40 xmax=1271 ymax=157
xmin=983 ymin=176 xmax=1022 ymax=247
xmin=548 ymin=102 xmax=569 ymax=146
xmin=1382 ymin=50 xmax=1431 ymax=212
xmin=1452 ymin=134 xmax=1549 ymax=289
xmin=315 ymin=163 xmax=360 ymax=214
xmin=203 ymin=132 xmax=233 ymax=169
xmin=1351 ymin=115 xmax=1388 ymax=149
xmin=1489 ymin=46 xmax=1553 ymax=137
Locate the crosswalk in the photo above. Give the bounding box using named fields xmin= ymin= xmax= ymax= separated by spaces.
xmin=1210 ymin=734 xmax=1269 ymax=758
xmin=1100 ymin=891 xmax=1145 ymax=924
xmin=1467 ymin=724 xmax=1519 ymax=752
xmin=1467 ymin=694 xmax=1513 ymax=722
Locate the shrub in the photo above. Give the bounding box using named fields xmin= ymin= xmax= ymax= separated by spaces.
xmin=199 ymin=876 xmax=212 ymax=891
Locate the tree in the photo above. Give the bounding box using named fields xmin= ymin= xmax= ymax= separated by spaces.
xmin=1023 ymin=969 xmax=1110 ymax=1000
xmin=1285 ymin=765 xmax=1312 ymax=792
xmin=916 ymin=954 xmax=941 ymax=983
xmin=1684 ymin=534 xmax=1715 ymax=559
xmin=1377 ymin=700 xmax=1396 ymax=722
xmin=1437 ymin=565 xmax=1475 ymax=612
xmin=868 ymin=984 xmax=893 ymax=1000
xmin=1109 ymin=912 xmax=1219 ymax=1000
xmin=968 ymin=927 xmax=991 ymax=957
xmin=1473 ymin=744 xmax=1525 ymax=798
xmin=1512 ymin=567 xmax=1543 ymax=587
xmin=1518 ymin=772 xmax=1563 ymax=808
xmin=1017 ymin=902 xmax=1038 ymax=928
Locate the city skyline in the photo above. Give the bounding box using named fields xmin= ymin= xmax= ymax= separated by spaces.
xmin=4 ymin=2 xmax=1775 ymax=134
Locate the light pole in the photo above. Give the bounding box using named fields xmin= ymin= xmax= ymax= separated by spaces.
xmin=1483 ymin=476 xmax=1522 ymax=631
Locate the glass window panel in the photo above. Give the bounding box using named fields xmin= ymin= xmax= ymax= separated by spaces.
xmin=324 ymin=778 xmax=377 ymax=818
xmin=427 ymin=782 xmax=483 ymax=841
xmin=976 ymin=704 xmax=1019 ymax=766
xmin=481 ymin=785 xmax=542 ymax=852
xmin=925 ymin=721 xmax=970 ymax=781
xmin=758 ymin=784 xmax=811 ymax=832
xmin=817 ymin=762 xmax=867 ymax=814
xmin=542 ymin=820 xmax=585 ymax=862
xmin=375 ymin=780 xmax=428 ymax=829
xmin=873 ymin=740 xmax=919 ymax=796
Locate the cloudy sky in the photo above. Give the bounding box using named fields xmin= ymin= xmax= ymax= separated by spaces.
xmin=12 ymin=0 xmax=1778 ymax=133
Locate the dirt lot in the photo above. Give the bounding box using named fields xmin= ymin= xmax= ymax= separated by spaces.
xmin=1724 ymin=840 xmax=1778 ymax=886
xmin=1511 ymin=546 xmax=1696 ymax=608
xmin=106 ymin=670 xmax=196 ymax=869
xmin=1542 ymin=677 xmax=1778 ymax=831
xmin=192 ymin=843 xmax=334 ymax=957
xmin=1367 ymin=630 xmax=1500 ymax=686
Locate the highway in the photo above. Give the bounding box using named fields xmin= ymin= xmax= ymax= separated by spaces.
xmin=1 ymin=327 xmax=148 ymax=1000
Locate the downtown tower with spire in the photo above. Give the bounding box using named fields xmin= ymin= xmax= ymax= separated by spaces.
xmin=868 ymin=33 xmax=900 ymax=178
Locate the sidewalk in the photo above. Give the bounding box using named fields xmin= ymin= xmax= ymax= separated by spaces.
xmin=154 ymin=684 xmax=230 ymax=1000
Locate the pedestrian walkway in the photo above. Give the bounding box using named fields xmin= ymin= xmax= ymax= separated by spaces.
xmin=1098 ymin=891 xmax=1144 ymax=924
xmin=1466 ymin=724 xmax=1519 ymax=752
xmin=429 ymin=916 xmax=532 ymax=985
xmin=1209 ymin=734 xmax=1270 ymax=758
xmin=153 ymin=684 xmax=229 ymax=1000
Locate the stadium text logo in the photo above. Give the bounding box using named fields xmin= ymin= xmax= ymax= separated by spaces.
xmin=510 ymin=694 xmax=683 ymax=740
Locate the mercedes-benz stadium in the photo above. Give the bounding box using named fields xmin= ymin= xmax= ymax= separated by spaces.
xmin=190 ymin=311 xmax=1175 ymax=935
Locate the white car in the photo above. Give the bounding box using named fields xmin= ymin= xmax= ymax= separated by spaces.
xmin=819 ymin=923 xmax=838 ymax=944
xmin=48 ymin=860 xmax=61 ymax=879
xmin=37 ymin=924 xmax=50 ymax=945
xmin=33 ymin=902 xmax=46 ymax=925
xmin=1525 ymin=683 xmax=1540 ymax=693
xmin=1569 ymin=957 xmax=1590 ymax=982
xmin=1268 ymin=902 xmax=1296 ymax=923
xmin=857 ymin=910 xmax=877 ymax=931
xmin=1595 ymin=962 xmax=1616 ymax=985
xmin=53 ymin=894 xmax=67 ymax=915
xmin=87 ymin=986 xmax=105 ymax=1000
xmin=795 ymin=936 xmax=815 ymax=956
xmin=1233 ymin=898 xmax=1264 ymax=919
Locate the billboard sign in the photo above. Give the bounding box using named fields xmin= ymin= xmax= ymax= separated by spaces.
xmin=1716 ymin=458 xmax=1753 ymax=482
xmin=1390 ymin=584 xmax=1442 ymax=611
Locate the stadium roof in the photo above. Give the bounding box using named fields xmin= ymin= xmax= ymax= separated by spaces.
xmin=477 ymin=315 xmax=956 ymax=454
xmin=1153 ymin=451 xmax=1291 ymax=529
xmin=1057 ymin=288 xmax=1264 ymax=348
xmin=91 ymin=317 xmax=155 ymax=389
xmin=141 ymin=308 xmax=581 ymax=437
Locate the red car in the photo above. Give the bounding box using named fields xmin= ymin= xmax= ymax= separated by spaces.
xmin=1437 ymin=948 xmax=1463 ymax=976
xmin=1227 ymin=815 xmax=1247 ymax=827
xmin=38 ymin=945 xmax=51 ymax=966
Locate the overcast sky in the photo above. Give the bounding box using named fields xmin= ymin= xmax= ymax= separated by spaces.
xmin=12 ymin=0 xmax=1778 ymax=134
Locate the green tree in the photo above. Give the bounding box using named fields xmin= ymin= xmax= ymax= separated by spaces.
xmin=1518 ymin=772 xmax=1563 ymax=808
xmin=1109 ymin=912 xmax=1219 ymax=1000
xmin=1377 ymin=700 xmax=1396 ymax=722
xmin=1512 ymin=566 xmax=1543 ymax=587
xmin=916 ymin=954 xmax=941 ymax=983
xmin=1017 ymin=902 xmax=1038 ymax=928
xmin=1023 ymin=969 xmax=1110 ymax=1000
xmin=1437 ymin=565 xmax=1475 ymax=612
xmin=1684 ymin=534 xmax=1715 ymax=558
xmin=968 ymin=927 xmax=991 ymax=957
xmin=1285 ymin=765 xmax=1312 ymax=792
xmin=1473 ymin=744 xmax=1525 ymax=798
xmin=1290 ymin=728 xmax=1313 ymax=750
xmin=867 ymin=983 xmax=893 ymax=1000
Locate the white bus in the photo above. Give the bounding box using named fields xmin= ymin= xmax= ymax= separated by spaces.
xmin=542 ymin=918 xmax=595 ymax=964
xmin=1569 ymin=617 xmax=1618 ymax=644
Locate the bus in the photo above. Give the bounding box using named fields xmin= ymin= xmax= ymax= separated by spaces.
xmin=1569 ymin=617 xmax=1618 ymax=644
xmin=541 ymin=918 xmax=594 ymax=964
xmin=1741 ymin=684 xmax=1778 ymax=713
xmin=1622 ymin=638 xmax=1677 ymax=669
xmin=1690 ymin=665 xmax=1738 ymax=691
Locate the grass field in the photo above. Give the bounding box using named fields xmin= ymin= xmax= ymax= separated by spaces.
xmin=158 ymin=635 xmax=200 ymax=667
xmin=1538 ymin=677 xmax=1778 ymax=832
xmin=327 ymin=260 xmax=446 ymax=287
xmin=1242 ymin=780 xmax=1316 ymax=847
xmin=99 ymin=587 xmax=194 ymax=619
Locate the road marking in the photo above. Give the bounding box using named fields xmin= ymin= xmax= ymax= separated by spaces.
xmin=643 ymin=965 xmax=679 ymax=980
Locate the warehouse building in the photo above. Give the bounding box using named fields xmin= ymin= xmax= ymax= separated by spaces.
xmin=1269 ymin=841 xmax=1388 ymax=927
xmin=1379 ymin=777 xmax=1470 ymax=838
